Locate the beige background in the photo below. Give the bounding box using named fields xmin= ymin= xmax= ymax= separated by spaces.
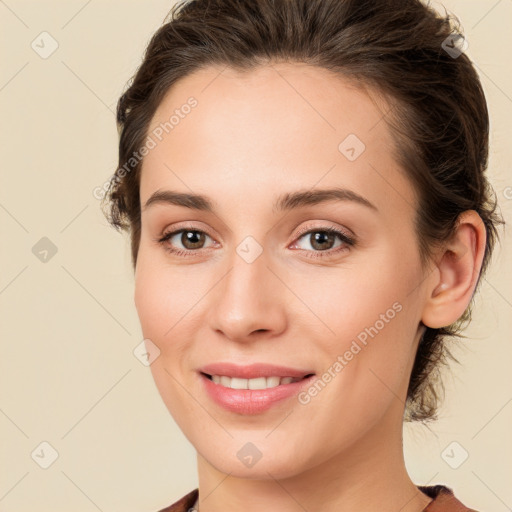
xmin=0 ymin=1 xmax=511 ymax=511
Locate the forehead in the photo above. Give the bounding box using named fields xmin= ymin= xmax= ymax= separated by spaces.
xmin=140 ymin=62 xmax=416 ymax=220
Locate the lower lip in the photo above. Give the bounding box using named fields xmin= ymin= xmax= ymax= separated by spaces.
xmin=200 ymin=373 xmax=315 ymax=414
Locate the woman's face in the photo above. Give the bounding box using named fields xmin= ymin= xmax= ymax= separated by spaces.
xmin=134 ymin=63 xmax=431 ymax=478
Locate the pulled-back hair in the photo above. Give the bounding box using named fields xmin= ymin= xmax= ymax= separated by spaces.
xmin=102 ymin=0 xmax=503 ymax=422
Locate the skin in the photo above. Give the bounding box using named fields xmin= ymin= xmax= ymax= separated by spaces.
xmin=133 ymin=62 xmax=486 ymax=512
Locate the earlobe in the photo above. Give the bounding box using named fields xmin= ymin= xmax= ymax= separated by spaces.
xmin=421 ymin=210 xmax=486 ymax=329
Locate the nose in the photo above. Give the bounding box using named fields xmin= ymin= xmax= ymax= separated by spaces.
xmin=207 ymin=247 xmax=287 ymax=343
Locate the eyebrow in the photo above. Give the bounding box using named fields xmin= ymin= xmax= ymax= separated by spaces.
xmin=142 ymin=187 xmax=378 ymax=213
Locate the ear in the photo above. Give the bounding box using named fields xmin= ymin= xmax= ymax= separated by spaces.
xmin=421 ymin=210 xmax=487 ymax=329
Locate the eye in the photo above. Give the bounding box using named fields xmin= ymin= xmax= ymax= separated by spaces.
xmin=290 ymin=226 xmax=355 ymax=259
xmin=156 ymin=227 xmax=216 ymax=256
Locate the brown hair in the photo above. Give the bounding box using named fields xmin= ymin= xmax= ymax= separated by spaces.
xmin=102 ymin=0 xmax=503 ymax=422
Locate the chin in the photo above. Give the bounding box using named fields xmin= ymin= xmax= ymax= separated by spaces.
xmin=196 ymin=435 xmax=313 ymax=480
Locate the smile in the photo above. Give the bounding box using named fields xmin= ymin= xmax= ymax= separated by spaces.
xmin=199 ymin=371 xmax=316 ymax=415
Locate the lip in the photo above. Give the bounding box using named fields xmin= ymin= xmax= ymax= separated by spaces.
xmin=198 ymin=362 xmax=314 ymax=379
xmin=198 ymin=363 xmax=316 ymax=415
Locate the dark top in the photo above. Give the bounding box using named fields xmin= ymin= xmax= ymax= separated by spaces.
xmin=157 ymin=484 xmax=480 ymax=511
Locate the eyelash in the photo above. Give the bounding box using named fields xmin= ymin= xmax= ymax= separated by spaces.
xmin=155 ymin=224 xmax=356 ymax=260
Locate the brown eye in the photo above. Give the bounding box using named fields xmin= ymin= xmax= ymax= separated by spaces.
xmin=295 ymin=228 xmax=348 ymax=252
xmin=291 ymin=226 xmax=356 ymax=260
xmin=158 ymin=228 xmax=215 ymax=255
xmin=180 ymin=230 xmax=207 ymax=249
xmin=308 ymin=231 xmax=337 ymax=251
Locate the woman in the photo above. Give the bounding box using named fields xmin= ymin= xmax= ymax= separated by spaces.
xmin=102 ymin=0 xmax=502 ymax=510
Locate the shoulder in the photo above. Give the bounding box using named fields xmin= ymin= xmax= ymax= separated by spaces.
xmin=156 ymin=488 xmax=199 ymax=512
xmin=418 ymin=484 xmax=480 ymax=512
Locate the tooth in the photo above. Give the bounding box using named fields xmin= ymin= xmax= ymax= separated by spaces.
xmin=266 ymin=376 xmax=280 ymax=388
xmin=281 ymin=377 xmax=293 ymax=384
xmin=230 ymin=377 xmax=248 ymax=389
xmin=220 ymin=376 xmax=231 ymax=387
xmin=248 ymin=377 xmax=267 ymax=390
xmin=212 ymin=375 xmax=220 ymax=384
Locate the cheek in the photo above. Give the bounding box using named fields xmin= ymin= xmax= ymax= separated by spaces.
xmin=133 ymin=254 xmax=186 ymax=366
xmin=309 ymin=251 xmax=420 ymax=345
xmin=293 ymin=266 xmax=421 ymax=442
xmin=134 ymin=256 xmax=197 ymax=427
xmin=305 ymin=243 xmax=423 ymax=396
xmin=133 ymin=251 xmax=210 ymax=373
xmin=134 ymin=265 xmax=168 ymax=339
xmin=134 ymin=248 xmax=192 ymax=337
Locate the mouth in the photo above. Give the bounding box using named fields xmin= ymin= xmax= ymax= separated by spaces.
xmin=199 ymin=369 xmax=317 ymax=414
xmin=197 ymin=362 xmax=316 ymax=414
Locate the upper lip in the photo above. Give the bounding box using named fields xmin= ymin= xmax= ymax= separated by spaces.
xmin=199 ymin=362 xmax=315 ymax=379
